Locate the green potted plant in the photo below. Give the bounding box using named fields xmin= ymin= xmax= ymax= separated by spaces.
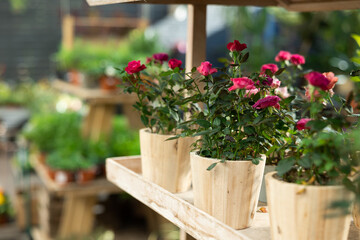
xmin=266 ymin=70 xmax=358 ymax=240
xmin=176 ymin=40 xmax=295 ymax=229
xmin=119 ymin=53 xmax=199 ymax=193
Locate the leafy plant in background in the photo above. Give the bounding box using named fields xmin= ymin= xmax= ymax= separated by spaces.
xmin=119 ymin=53 xmax=199 ymax=134
xmin=173 ymin=40 xmax=295 ymax=167
xmin=55 ymin=30 xmax=165 ymax=78
xmin=350 ymin=34 xmax=360 ymax=105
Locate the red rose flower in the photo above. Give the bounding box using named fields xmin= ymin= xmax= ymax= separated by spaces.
xmin=323 ymin=72 xmax=338 ymax=90
xmin=275 ymin=51 xmax=291 ymax=62
xmin=261 ymin=64 xmax=279 ymax=75
xmin=305 ymin=71 xmax=330 ymax=91
xmin=252 ymin=96 xmax=281 ymax=109
xmin=153 ymin=53 xmax=169 ymax=64
xmin=226 ymin=40 xmax=247 ymax=52
xmin=228 ymin=77 xmax=255 ymax=91
xmin=290 ymin=54 xmax=305 ymax=65
xmin=125 ymin=60 xmax=146 ymax=75
xmin=197 ymin=61 xmax=217 ymax=76
xmin=296 ymin=118 xmax=312 ymax=130
xmin=168 ymin=58 xmax=182 ymax=69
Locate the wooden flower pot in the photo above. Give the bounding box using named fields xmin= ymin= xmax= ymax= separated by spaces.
xmin=353 ymin=202 xmax=360 ymax=229
xmin=190 ymin=152 xmax=266 ymax=229
xmin=139 ymin=128 xmax=196 ymax=193
xmin=265 ymin=172 xmax=354 ymax=240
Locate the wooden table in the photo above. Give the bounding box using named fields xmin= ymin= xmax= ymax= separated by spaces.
xmin=31 ymin=155 xmax=120 ymax=239
xmin=106 ymin=156 xmax=360 ymax=240
xmin=52 ymin=79 xmax=140 ymax=140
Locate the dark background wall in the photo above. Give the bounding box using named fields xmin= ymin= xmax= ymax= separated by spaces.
xmin=0 ymin=0 xmax=163 ymax=82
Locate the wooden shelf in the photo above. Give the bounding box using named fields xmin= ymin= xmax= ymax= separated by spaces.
xmin=106 ymin=156 xmax=360 ymax=240
xmin=31 ymin=154 xmax=119 ymax=196
xmin=52 ymin=79 xmax=137 ymax=104
xmin=86 ymin=0 xmax=360 ymax=12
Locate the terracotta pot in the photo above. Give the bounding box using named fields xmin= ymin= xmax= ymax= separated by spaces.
xmin=99 ymin=76 xmax=121 ymax=90
xmin=266 ymin=172 xmax=354 ymax=240
xmin=67 ymin=70 xmax=84 ymax=86
xmin=140 ymin=128 xmax=196 ymax=193
xmin=190 ymin=152 xmax=266 ymax=229
xmin=259 ymin=165 xmax=276 ymax=203
xmin=47 ymin=168 xmax=74 ymax=185
xmin=76 ymin=168 xmax=97 ymax=184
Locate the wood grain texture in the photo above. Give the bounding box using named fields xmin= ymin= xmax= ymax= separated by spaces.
xmin=190 ymin=153 xmax=266 ymax=229
xmin=266 ymin=172 xmax=354 ymax=240
xmin=185 ymin=4 xmax=207 ymax=72
xmin=140 ymin=129 xmax=196 ymax=193
xmin=352 ymin=203 xmax=360 ymax=229
xmin=106 ymin=156 xmax=270 ymax=240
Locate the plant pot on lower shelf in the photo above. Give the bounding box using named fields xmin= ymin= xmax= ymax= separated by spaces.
xmin=76 ymin=167 xmax=97 ymax=184
xmin=265 ymin=172 xmax=354 ymax=240
xmin=139 ymin=128 xmax=196 ymax=193
xmin=190 ymin=152 xmax=266 ymax=229
xmin=46 ymin=167 xmax=74 ymax=185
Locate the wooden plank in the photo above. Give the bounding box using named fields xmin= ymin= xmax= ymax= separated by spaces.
xmin=106 ymin=156 xmax=268 ymax=240
xmin=75 ymin=17 xmax=148 ymax=29
xmin=62 ymin=15 xmax=75 ymax=50
xmin=86 ymin=0 xmax=279 ymax=6
xmin=106 ymin=156 xmax=360 ymax=240
xmin=52 ymin=80 xmax=137 ymax=104
xmin=30 ymin=153 xmax=120 ymax=196
xmin=282 ymin=0 xmax=360 ymax=11
xmin=185 ymin=4 xmax=207 ymax=72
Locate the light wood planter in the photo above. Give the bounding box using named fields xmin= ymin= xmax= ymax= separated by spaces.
xmin=190 ymin=152 xmax=266 ymax=229
xmin=266 ymin=172 xmax=355 ymax=240
xmin=140 ymin=129 xmax=196 ymax=193
xmin=353 ymin=202 xmax=360 ymax=229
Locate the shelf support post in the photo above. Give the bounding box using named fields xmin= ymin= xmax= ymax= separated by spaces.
xmin=185 ymin=4 xmax=207 ymax=72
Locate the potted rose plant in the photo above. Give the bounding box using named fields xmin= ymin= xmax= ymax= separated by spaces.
xmin=119 ymin=53 xmax=199 ymax=193
xmin=266 ymin=70 xmax=359 ymax=240
xmin=174 ymin=40 xmax=295 ymax=229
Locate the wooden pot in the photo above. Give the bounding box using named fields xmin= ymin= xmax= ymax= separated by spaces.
xmin=139 ymin=128 xmax=196 ymax=193
xmin=353 ymin=202 xmax=360 ymax=229
xmin=190 ymin=152 xmax=266 ymax=229
xmin=265 ymin=172 xmax=354 ymax=240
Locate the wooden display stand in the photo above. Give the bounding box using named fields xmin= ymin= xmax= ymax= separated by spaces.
xmin=31 ymin=155 xmax=120 ymax=240
xmin=106 ymin=156 xmax=360 ymax=240
xmin=53 ymin=79 xmax=141 ymax=139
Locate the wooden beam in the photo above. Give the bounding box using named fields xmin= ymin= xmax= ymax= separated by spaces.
xmin=62 ymin=15 xmax=75 ymax=50
xmin=185 ymin=4 xmax=207 ymax=72
xmin=86 ymin=0 xmax=279 ymax=7
xmin=283 ymin=0 xmax=360 ymax=11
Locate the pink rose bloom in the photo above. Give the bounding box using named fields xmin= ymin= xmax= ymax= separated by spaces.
xmin=252 ymin=96 xmax=281 ymax=109
xmin=228 ymin=77 xmax=255 ymax=91
xmin=227 ymin=40 xmax=247 ymax=52
xmin=197 ymin=61 xmax=217 ymax=76
xmin=296 ymin=118 xmax=312 ymax=130
xmin=261 ymin=64 xmax=279 ymax=75
xmin=146 ymin=57 xmax=153 ymax=64
xmin=271 ymin=78 xmax=281 ymax=89
xmin=125 ymin=60 xmax=146 ymax=75
xmin=275 ymin=87 xmax=290 ymax=99
xmin=244 ymin=88 xmax=259 ymax=97
xmin=323 ymin=72 xmax=338 ymax=90
xmin=305 ymin=71 xmax=330 ymax=91
xmin=275 ymin=51 xmax=291 ymax=62
xmin=168 ymin=58 xmax=182 ymax=69
xmin=290 ymin=54 xmax=305 ymax=65
xmin=153 ymin=53 xmax=169 ymax=63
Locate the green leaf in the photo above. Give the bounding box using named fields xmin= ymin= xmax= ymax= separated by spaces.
xmin=276 ymin=158 xmax=295 ymax=176
xmin=196 ymin=119 xmax=211 ymax=128
xmin=282 ymin=96 xmax=295 ymax=105
xmin=140 ymin=115 xmax=149 ymax=126
xmin=207 ymin=162 xmax=218 ymax=171
xmin=240 ymin=52 xmax=249 ymax=63
xmin=306 ymin=120 xmax=328 ymax=131
xmin=274 ymin=68 xmax=285 ymax=76
xmin=352 ymin=34 xmax=360 ymax=47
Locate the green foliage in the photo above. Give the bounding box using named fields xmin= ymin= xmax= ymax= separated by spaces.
xmin=119 ymin=58 xmax=198 ymax=134
xmin=55 ymin=30 xmax=165 ymax=77
xmin=176 ymin=46 xmax=295 ymax=162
